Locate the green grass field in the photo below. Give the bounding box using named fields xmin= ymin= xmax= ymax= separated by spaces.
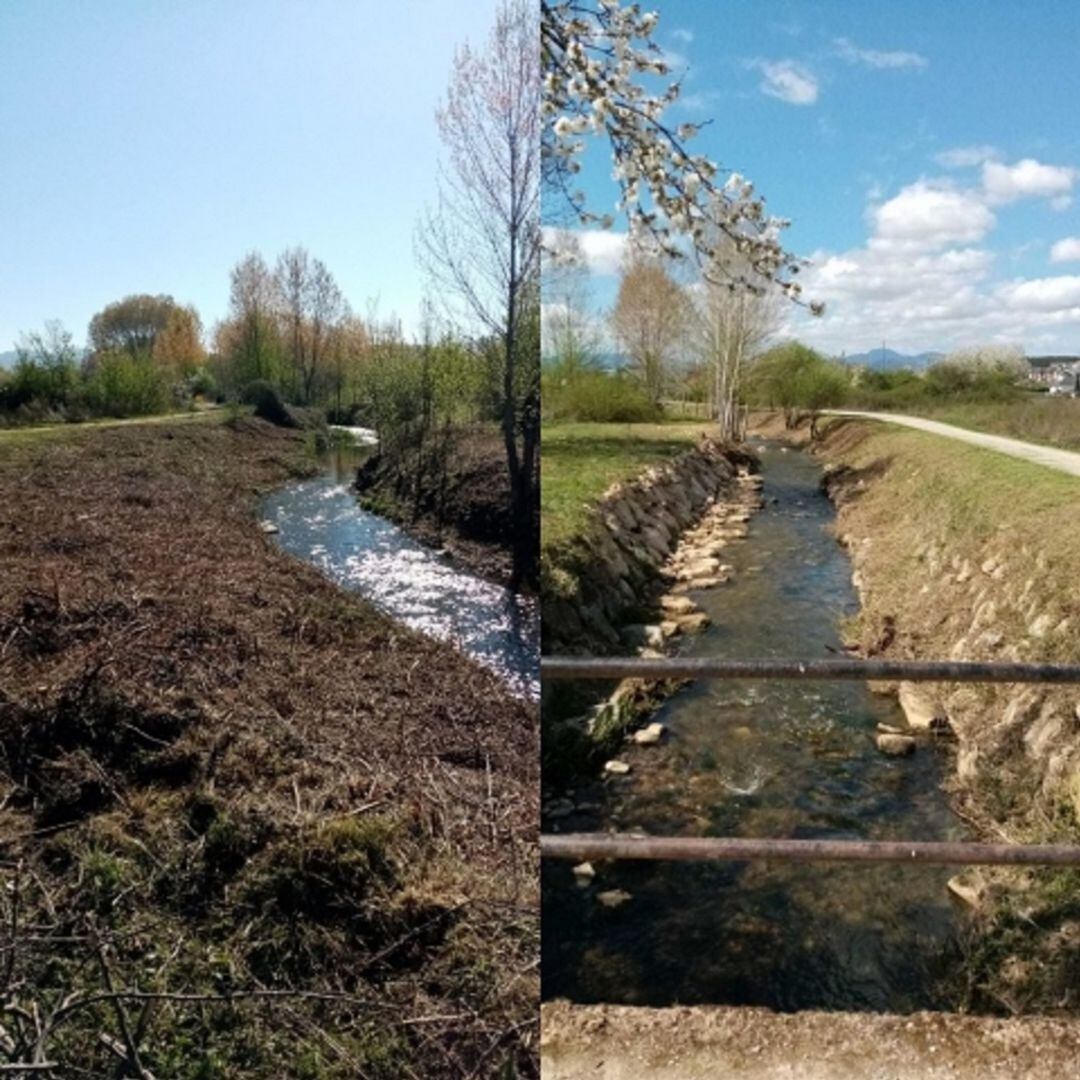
xmin=541 ymin=420 xmax=709 ymax=549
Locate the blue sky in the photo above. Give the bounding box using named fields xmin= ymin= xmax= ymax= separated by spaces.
xmin=0 ymin=0 xmax=499 ymax=352
xmin=544 ymin=0 xmax=1080 ymax=356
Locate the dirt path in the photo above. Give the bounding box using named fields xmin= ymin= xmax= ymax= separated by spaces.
xmin=0 ymin=405 xmax=222 ymax=441
xmin=822 ymin=409 xmax=1080 ymax=477
xmin=541 ymin=1001 xmax=1080 ymax=1079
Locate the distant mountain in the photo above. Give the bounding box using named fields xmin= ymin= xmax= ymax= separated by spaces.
xmin=840 ymin=348 xmax=943 ymax=370
xmin=0 ymin=351 xmax=16 ymax=370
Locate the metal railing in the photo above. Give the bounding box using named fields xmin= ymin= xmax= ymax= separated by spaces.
xmin=542 ymin=656 xmax=1080 ymax=867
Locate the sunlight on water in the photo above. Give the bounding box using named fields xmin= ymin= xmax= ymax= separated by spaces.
xmin=261 ymin=473 xmax=538 ymax=701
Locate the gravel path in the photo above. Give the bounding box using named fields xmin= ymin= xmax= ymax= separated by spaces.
xmin=541 ymin=1001 xmax=1080 ymax=1079
xmin=823 ymin=410 xmax=1080 ymax=478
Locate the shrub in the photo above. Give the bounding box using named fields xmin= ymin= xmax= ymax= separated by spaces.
xmin=543 ymin=366 xmax=660 ymax=422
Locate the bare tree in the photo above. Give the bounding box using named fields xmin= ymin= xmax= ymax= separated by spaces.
xmin=690 ymin=240 xmax=780 ymax=439
xmin=610 ymin=250 xmax=686 ymax=406
xmin=418 ymin=0 xmax=540 ymax=589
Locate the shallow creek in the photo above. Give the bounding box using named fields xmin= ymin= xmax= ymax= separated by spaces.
xmin=542 ymin=442 xmax=964 ymax=1011
xmin=261 ymin=437 xmax=539 ymax=700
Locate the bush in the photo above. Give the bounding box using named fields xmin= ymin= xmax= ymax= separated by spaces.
xmin=243 ymin=379 xmax=295 ymax=427
xmin=79 ymin=351 xmax=170 ymax=418
xmin=542 ymin=366 xmax=660 ymax=422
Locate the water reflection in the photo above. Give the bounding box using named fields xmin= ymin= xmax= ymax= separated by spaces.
xmin=261 ymin=446 xmax=538 ymax=701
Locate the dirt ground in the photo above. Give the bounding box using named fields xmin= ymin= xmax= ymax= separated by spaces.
xmin=0 ymin=415 xmax=538 ymax=1076
xmin=541 ymin=1001 xmax=1080 ymax=1079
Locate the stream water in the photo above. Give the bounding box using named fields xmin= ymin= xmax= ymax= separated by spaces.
xmin=260 ymin=439 xmax=539 ymax=701
xmin=542 ymin=442 xmax=965 ymax=1011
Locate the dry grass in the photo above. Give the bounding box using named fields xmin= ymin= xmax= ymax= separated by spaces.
xmin=0 ymin=416 xmax=537 ymax=1077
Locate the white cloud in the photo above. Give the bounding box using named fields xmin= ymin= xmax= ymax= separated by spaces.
xmin=998 ymin=275 xmax=1080 ymax=312
xmin=1050 ymin=237 xmax=1080 ymax=263
xmin=542 ymin=227 xmax=628 ymax=277
xmin=936 ymin=145 xmax=999 ymax=169
xmin=834 ymin=37 xmax=928 ymax=70
xmin=754 ymin=60 xmax=819 ymax=105
xmin=1050 ymin=194 xmax=1073 ymax=212
xmin=982 ymin=158 xmax=1077 ymax=204
xmin=670 ymin=28 xmax=694 ymax=45
xmin=872 ymin=181 xmax=995 ymax=248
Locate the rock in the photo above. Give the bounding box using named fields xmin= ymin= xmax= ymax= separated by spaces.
xmin=876 ymin=733 xmax=916 ymax=756
xmin=572 ymin=862 xmax=595 ymax=886
xmin=898 ymin=682 xmax=950 ymax=733
xmin=621 ymin=624 xmax=664 ymax=650
xmin=544 ymin=798 xmax=574 ymax=819
xmin=604 ymin=760 xmax=631 ymax=776
xmin=596 ymin=889 xmax=632 ymax=909
xmin=876 ymin=722 xmax=906 ymax=735
xmin=260 ymin=520 xmax=280 ymax=534
xmin=660 ymin=595 xmax=697 ymax=616
xmin=659 ymin=620 xmax=681 ymax=639
xmin=632 ymin=722 xmax=666 ymax=746
xmin=947 ymin=873 xmax=984 ymax=912
xmin=675 ymin=612 xmax=710 ymax=634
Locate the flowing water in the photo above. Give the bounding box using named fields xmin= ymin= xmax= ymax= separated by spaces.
xmin=542 ymin=442 xmax=964 ymax=1011
xmin=261 ymin=439 xmax=539 ymax=700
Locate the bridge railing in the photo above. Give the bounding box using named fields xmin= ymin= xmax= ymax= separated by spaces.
xmin=541 ymin=656 xmax=1080 ymax=867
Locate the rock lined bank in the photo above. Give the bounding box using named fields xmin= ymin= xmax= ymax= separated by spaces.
xmin=542 ymin=439 xmax=762 ymax=790
xmin=543 ymin=439 xmax=757 ymax=655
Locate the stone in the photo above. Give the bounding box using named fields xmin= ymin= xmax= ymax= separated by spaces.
xmin=947 ymin=873 xmax=984 ymax=913
xmin=659 ymin=620 xmax=680 ymax=639
xmin=596 ymin=889 xmax=632 ymax=909
xmin=621 ymin=624 xmax=664 ymax=650
xmin=260 ymin=520 xmax=280 ymax=534
xmin=572 ymin=862 xmax=595 ymax=886
xmin=898 ymin=682 xmax=950 ymax=733
xmin=660 ymin=594 xmax=697 ymax=616
xmin=675 ymin=612 xmax=711 ymax=634
xmin=876 ymin=733 xmax=916 ymax=756
xmin=604 ymin=760 xmax=631 ymax=776
xmin=632 ymin=722 xmax=666 ymax=746
xmin=544 ymin=798 xmax=574 ymax=819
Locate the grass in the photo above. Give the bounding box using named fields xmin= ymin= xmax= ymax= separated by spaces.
xmin=541 ymin=420 xmax=711 ymax=549
xmin=872 ymin=395 xmax=1080 ymax=453
xmin=815 ymin=415 xmax=1080 ymax=1012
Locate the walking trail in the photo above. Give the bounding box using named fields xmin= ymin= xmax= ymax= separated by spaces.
xmin=823 ymin=409 xmax=1080 ymax=478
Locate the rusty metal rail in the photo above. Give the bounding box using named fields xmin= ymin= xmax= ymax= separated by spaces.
xmin=542 ymin=656 xmax=1080 ymax=685
xmin=542 ymin=833 xmax=1080 ymax=867
xmin=542 ymin=656 xmax=1080 ymax=868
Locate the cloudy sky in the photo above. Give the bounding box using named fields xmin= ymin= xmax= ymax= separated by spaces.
xmin=0 ymin=0 xmax=499 ymax=351
xmin=546 ymin=0 xmax=1080 ymax=357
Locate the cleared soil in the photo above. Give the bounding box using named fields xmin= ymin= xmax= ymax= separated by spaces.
xmin=0 ymin=415 xmax=538 ymax=1077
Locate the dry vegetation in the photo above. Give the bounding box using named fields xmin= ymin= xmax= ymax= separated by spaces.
xmin=808 ymin=416 xmax=1080 ymax=1014
xmin=0 ymin=416 xmax=537 ymax=1077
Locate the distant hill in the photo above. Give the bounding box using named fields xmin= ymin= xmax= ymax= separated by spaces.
xmin=840 ymin=348 xmax=943 ymax=370
xmin=0 ymin=351 xmax=16 ymax=370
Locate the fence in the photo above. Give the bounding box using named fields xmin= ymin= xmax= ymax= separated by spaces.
xmin=541 ymin=656 xmax=1080 ymax=867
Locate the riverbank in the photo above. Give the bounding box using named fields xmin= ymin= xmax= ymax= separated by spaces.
xmin=756 ymin=411 xmax=1080 ymax=1014
xmin=354 ymin=426 xmax=529 ymax=590
xmin=0 ymin=416 xmax=538 ymax=1076
xmin=541 ymin=422 xmax=760 ymax=792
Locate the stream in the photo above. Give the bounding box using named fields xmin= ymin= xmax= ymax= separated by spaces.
xmin=260 ymin=433 xmax=539 ymax=700
xmin=542 ymin=442 xmax=965 ymax=1011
